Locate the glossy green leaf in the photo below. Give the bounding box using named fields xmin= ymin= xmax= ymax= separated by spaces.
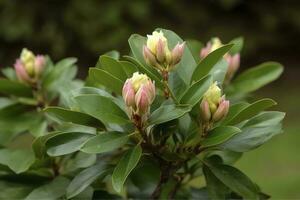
xmin=46 ymin=132 xmax=93 ymax=156
xmin=180 ymin=75 xmax=212 ymax=106
xmin=44 ymin=107 xmax=104 ymax=128
xmin=88 ymin=68 xmax=123 ymax=95
xmin=229 ymin=62 xmax=283 ymax=94
xmin=25 ymin=176 xmax=70 ymax=200
xmin=201 ymin=126 xmax=241 ymax=148
xmin=192 ymin=44 xmax=233 ymax=83
xmin=229 ymin=37 xmax=244 ymax=55
xmin=66 ymin=163 xmax=110 ymax=199
xmin=74 ymin=94 xmax=129 ymax=125
xmin=222 ymin=111 xmax=285 ymax=152
xmin=99 ymin=55 xmax=127 ymax=81
xmin=104 ymin=50 xmax=120 ymax=60
xmin=81 ymin=132 xmax=129 ymax=154
xmin=204 ymin=162 xmax=260 ymax=199
xmin=148 ymin=104 xmax=192 ymax=125
xmin=32 ymin=131 xmax=62 ymax=158
xmin=203 ymin=165 xmax=229 ymax=199
xmin=226 ymin=98 xmax=276 ymax=125
xmin=0 ymin=149 xmax=35 ymax=174
xmin=186 ymin=39 xmax=203 ymax=63
xmin=0 ymin=79 xmax=32 ymax=97
xmin=112 ymin=145 xmax=142 ymax=193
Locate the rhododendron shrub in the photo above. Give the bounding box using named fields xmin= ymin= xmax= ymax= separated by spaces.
xmin=0 ymin=29 xmax=284 ymax=200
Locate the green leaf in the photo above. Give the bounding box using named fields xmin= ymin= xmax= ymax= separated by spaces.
xmin=159 ymin=29 xmax=198 ymax=84
xmin=66 ymin=163 xmax=111 ymax=199
xmin=112 ymin=145 xmax=142 ymax=193
xmin=192 ymin=44 xmax=233 ymax=83
xmin=123 ymin=56 xmax=164 ymax=90
xmin=148 ymin=104 xmax=191 ymax=125
xmin=88 ymin=68 xmax=123 ymax=95
xmin=226 ymin=98 xmax=277 ymax=125
xmin=44 ymin=107 xmax=104 ymax=128
xmin=0 ymin=149 xmax=35 ymax=174
xmin=220 ymin=102 xmax=249 ymax=126
xmin=201 ymin=126 xmax=241 ymax=148
xmin=229 ymin=62 xmax=283 ymax=94
xmin=98 ymin=55 xmax=127 ymax=81
xmin=222 ymin=111 xmax=285 ymax=152
xmin=229 ymin=37 xmax=244 ymax=55
xmin=180 ymin=75 xmax=212 ymax=106
xmin=203 ymin=165 xmax=229 ymax=199
xmin=104 ymin=50 xmax=120 ymax=60
xmin=204 ymin=162 xmax=260 ymax=199
xmin=25 ymin=176 xmax=70 ymax=200
xmin=119 ymin=61 xmax=138 ymax=78
xmin=74 ymin=94 xmax=129 ymax=125
xmin=0 ymin=79 xmax=32 ymax=97
xmin=81 ymin=132 xmax=129 ymax=154
xmin=46 ymin=132 xmax=93 ymax=156
xmin=186 ymin=39 xmax=203 ymax=63
xmin=42 ymin=57 xmax=77 ymax=89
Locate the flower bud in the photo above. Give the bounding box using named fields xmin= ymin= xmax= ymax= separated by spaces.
xmin=146 ymin=31 xmax=169 ymax=55
xmin=212 ymin=97 xmax=230 ymax=122
xmin=143 ymin=46 xmax=159 ymax=67
xmin=14 ymin=59 xmax=31 ymax=83
xmin=156 ymin=39 xmax=166 ymax=63
xmin=200 ymin=43 xmax=211 ymax=59
xmin=135 ymin=85 xmax=151 ymax=115
xmin=200 ymin=100 xmax=211 ymax=122
xmin=122 ymin=80 xmax=136 ymax=107
xmin=171 ymin=42 xmax=185 ymax=66
xmin=200 ymin=37 xmax=223 ymax=59
xmin=225 ymin=54 xmax=240 ymax=82
xmin=14 ymin=48 xmax=45 ymax=84
xmin=203 ymin=82 xmax=222 ymax=114
xmin=122 ymin=72 xmax=155 ymax=116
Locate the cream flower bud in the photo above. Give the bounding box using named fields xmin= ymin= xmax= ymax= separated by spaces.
xmin=34 ymin=55 xmax=45 ymax=76
xmin=146 ymin=31 xmax=168 ymax=55
xmin=203 ymin=82 xmax=222 ymax=114
xmin=20 ymin=48 xmax=35 ymax=76
xmin=210 ymin=37 xmax=223 ymax=52
xmin=171 ymin=42 xmax=185 ymax=66
xmin=200 ymin=100 xmax=211 ymax=122
xmin=212 ymin=98 xmax=230 ymax=122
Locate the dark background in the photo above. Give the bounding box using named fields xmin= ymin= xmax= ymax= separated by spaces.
xmin=0 ymin=0 xmax=299 ymax=198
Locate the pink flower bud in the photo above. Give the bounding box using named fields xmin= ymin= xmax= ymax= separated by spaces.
xmin=225 ymin=54 xmax=240 ymax=81
xmin=143 ymin=46 xmax=158 ymax=67
xmin=156 ymin=39 xmax=166 ymax=63
xmin=200 ymin=42 xmax=212 ymax=59
xmin=122 ymin=80 xmax=136 ymax=107
xmin=212 ymin=98 xmax=230 ymax=122
xmin=14 ymin=59 xmax=31 ymax=83
xmin=144 ymin=80 xmax=156 ymax=103
xmin=34 ymin=55 xmax=45 ymax=76
xmin=200 ymin=100 xmax=212 ymax=122
xmin=135 ymin=85 xmax=151 ymax=115
xmin=171 ymin=42 xmax=185 ymax=66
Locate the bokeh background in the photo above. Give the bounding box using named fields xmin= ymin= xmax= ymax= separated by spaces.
xmin=0 ymin=0 xmax=299 ymax=198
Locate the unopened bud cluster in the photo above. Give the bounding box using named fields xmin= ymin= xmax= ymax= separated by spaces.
xmin=143 ymin=31 xmax=185 ymax=72
xmin=122 ymin=72 xmax=155 ymax=117
xmin=200 ymin=82 xmax=229 ymax=123
xmin=14 ymin=48 xmax=45 ymax=84
xmin=200 ymin=38 xmax=240 ymax=83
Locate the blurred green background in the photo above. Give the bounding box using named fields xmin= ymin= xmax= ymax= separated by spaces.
xmin=0 ymin=0 xmax=299 ymax=198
